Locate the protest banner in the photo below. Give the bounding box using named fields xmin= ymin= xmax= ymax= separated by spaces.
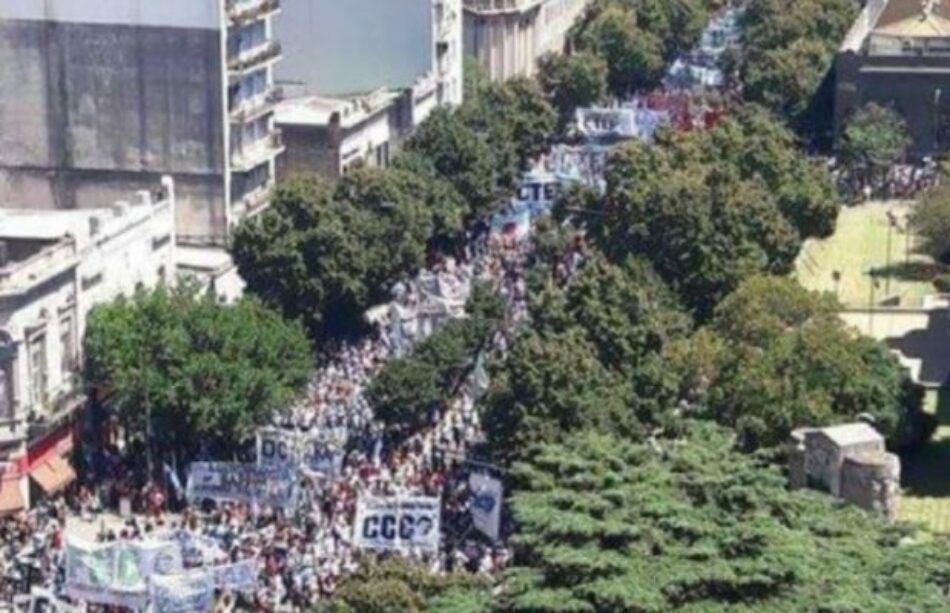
xmin=490 ymin=205 xmax=531 ymax=243
xmin=211 ymin=559 xmax=258 ymax=592
xmin=257 ymin=428 xmax=344 ymax=477
xmin=150 ymin=569 xmax=214 ymax=613
xmin=575 ymin=107 xmax=638 ymax=140
xmin=515 ymin=171 xmax=560 ymax=216
xmin=469 ymin=473 xmax=503 ymax=541
xmin=64 ymin=538 xmax=181 ymax=609
xmin=186 ymin=461 xmax=297 ymax=507
xmin=353 ymin=496 xmax=441 ymax=553
xmin=160 ymin=530 xmax=226 ymax=567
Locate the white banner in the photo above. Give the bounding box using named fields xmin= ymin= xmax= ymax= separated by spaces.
xmin=353 ymin=496 xmax=441 ymax=553
xmin=149 ymin=569 xmax=214 ymax=613
xmin=469 ymin=473 xmax=503 ymax=541
xmin=186 ymin=462 xmax=297 ymax=507
xmin=64 ymin=538 xmax=181 ymax=609
xmin=256 ymin=428 xmax=344 ymax=477
xmin=211 ymin=559 xmax=258 ymax=592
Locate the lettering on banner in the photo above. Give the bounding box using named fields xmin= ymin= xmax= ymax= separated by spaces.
xmin=353 ymin=496 xmax=441 ymax=553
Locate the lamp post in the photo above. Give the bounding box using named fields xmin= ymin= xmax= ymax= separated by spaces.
xmin=832 ymin=270 xmax=841 ymax=299
xmin=885 ymin=210 xmax=896 ymax=296
xmin=934 ymin=88 xmax=943 ymax=153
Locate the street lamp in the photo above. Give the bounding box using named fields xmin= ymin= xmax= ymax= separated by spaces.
xmin=832 ymin=270 xmax=841 ymax=298
xmin=934 ymin=88 xmax=942 ymax=153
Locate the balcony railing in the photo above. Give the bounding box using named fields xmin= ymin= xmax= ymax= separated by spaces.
xmin=230 ymin=130 xmax=284 ymax=173
xmin=226 ymin=0 xmax=281 ymax=26
xmin=230 ymin=88 xmax=281 ymax=123
xmin=228 ymin=41 xmax=282 ymax=74
xmin=0 ymin=239 xmax=77 ymax=296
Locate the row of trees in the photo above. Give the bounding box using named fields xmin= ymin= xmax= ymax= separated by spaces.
xmin=232 ymin=72 xmax=555 ymax=341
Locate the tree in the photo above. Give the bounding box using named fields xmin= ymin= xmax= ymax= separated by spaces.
xmin=367 ymin=284 xmax=503 ymax=437
xmin=575 ymin=6 xmax=666 ymax=98
xmin=482 ymin=326 xmax=639 ymax=463
xmin=840 ymin=103 xmax=911 ymax=182
xmin=403 ymin=107 xmax=501 ymax=221
xmin=737 ymin=0 xmax=857 ymax=135
xmin=83 ymin=285 xmax=311 ymax=458
xmin=536 ymin=51 xmax=608 ymax=126
xmin=910 ymin=183 xmax=950 ymax=262
xmin=502 ymin=423 xmax=950 ymax=611
xmin=318 ymin=558 xmax=491 ymax=613
xmin=668 ymin=276 xmax=931 ymax=450
xmin=232 ymin=171 xmax=434 ymax=339
xmin=590 ymin=130 xmax=800 ymax=317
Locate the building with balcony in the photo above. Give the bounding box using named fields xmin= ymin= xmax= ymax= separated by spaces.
xmin=835 ymin=0 xmax=950 ymax=156
xmin=463 ymin=0 xmax=592 ymax=81
xmin=0 ymin=178 xmax=176 ymax=515
xmin=0 ymin=0 xmax=284 ymax=262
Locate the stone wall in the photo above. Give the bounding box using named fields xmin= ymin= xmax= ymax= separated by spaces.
xmin=840 ymin=452 xmax=901 ymax=522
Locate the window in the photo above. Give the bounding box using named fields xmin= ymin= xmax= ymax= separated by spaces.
xmin=28 ymin=333 xmax=47 ymax=408
xmin=0 ymin=357 xmax=12 ymax=421
xmin=59 ymin=314 xmax=76 ymax=377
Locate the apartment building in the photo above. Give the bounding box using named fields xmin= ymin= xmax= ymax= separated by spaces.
xmin=464 ymin=0 xmax=592 ymax=81
xmin=836 ymin=0 xmax=950 ymax=156
xmin=0 ymin=179 xmax=176 ymax=514
xmin=0 ymin=0 xmax=284 ymax=248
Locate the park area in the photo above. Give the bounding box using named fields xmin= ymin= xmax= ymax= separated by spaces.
xmin=796 ymin=202 xmax=950 ymax=534
xmin=795 ymin=201 xmax=936 ymax=308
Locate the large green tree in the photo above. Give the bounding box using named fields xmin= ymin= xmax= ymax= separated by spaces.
xmin=667 ymin=276 xmax=931 ymax=450
xmin=536 ymin=51 xmax=609 ymax=128
xmin=580 ymin=109 xmax=839 ymax=317
xmin=839 ymin=102 xmax=911 ymax=182
xmin=232 ymin=171 xmax=435 ymax=338
xmin=503 ymin=423 xmax=950 ymax=611
xmin=737 ymin=0 xmax=857 ymax=135
xmin=910 ymin=182 xmax=950 ymax=262
xmin=83 ymin=285 xmax=311 ymax=456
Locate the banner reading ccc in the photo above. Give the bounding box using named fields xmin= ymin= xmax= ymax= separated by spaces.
xmin=353 ymin=496 xmax=441 ymax=553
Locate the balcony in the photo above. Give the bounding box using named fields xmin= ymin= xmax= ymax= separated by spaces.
xmin=230 ymin=130 xmax=284 ymax=173
xmin=230 ymin=88 xmax=281 ymax=123
xmin=228 ymin=41 xmax=282 ymax=78
xmin=226 ymin=0 xmax=281 ymax=26
xmin=464 ymin=0 xmax=543 ymax=15
xmin=0 ymin=239 xmax=77 ymax=298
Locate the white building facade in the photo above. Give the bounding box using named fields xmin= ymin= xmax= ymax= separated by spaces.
xmin=0 ymin=178 xmax=176 ymax=514
xmin=463 ymin=0 xmax=592 ymax=81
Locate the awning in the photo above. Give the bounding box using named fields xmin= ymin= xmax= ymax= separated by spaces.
xmin=0 ymin=479 xmax=25 ymax=516
xmin=30 ymin=455 xmax=76 ymax=495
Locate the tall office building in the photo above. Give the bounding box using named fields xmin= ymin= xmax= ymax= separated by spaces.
xmin=463 ymin=0 xmax=592 ymax=81
xmin=0 ymin=0 xmax=284 ymax=247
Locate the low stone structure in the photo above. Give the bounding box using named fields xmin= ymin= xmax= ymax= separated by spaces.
xmin=789 ymin=422 xmax=900 ymax=521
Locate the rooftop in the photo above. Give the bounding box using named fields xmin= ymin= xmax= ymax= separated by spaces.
xmin=815 ymin=423 xmax=884 ymax=447
xmin=275 ymin=90 xmax=399 ymax=128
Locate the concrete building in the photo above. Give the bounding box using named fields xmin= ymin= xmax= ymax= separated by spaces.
xmin=463 ymin=0 xmax=592 ymax=81
xmin=789 ymin=422 xmax=901 ymax=521
xmin=835 ymin=0 xmax=950 ymax=157
xmin=0 ymin=178 xmax=176 ymax=515
xmin=0 ymin=0 xmax=284 ymax=247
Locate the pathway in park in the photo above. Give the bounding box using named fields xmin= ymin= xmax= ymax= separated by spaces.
xmin=900 ymin=390 xmax=950 ymax=534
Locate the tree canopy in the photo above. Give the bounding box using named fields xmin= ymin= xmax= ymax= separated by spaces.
xmin=83 ymin=285 xmax=311 ymax=456
xmin=839 ymin=102 xmax=911 ymax=178
xmin=736 ymin=0 xmax=857 ymax=136
xmin=910 ymin=182 xmax=950 ymax=263
xmin=577 ymin=108 xmax=840 ymax=317
xmin=502 ymin=423 xmax=950 ymax=611
xmin=536 ymin=51 xmax=609 ymax=127
xmin=666 ymin=275 xmax=930 ymax=450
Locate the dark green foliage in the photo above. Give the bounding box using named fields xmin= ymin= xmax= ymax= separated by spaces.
xmin=316 ymin=558 xmax=491 ymax=613
xmin=367 ymin=284 xmax=503 ymax=437
xmin=83 ymin=285 xmax=311 ymax=456
xmin=585 ymin=108 xmax=839 ymax=317
xmin=569 ymin=0 xmax=711 ymax=98
xmin=536 ymin=52 xmax=608 ymax=126
xmin=667 ymin=276 xmax=930 ymax=450
xmin=232 ymin=171 xmax=435 ymax=338
xmin=910 ymin=183 xmax=950 ymax=263
xmin=736 ymin=0 xmax=857 ymax=134
xmin=503 ymin=423 xmax=950 ymax=611
xmin=839 ymin=103 xmax=911 ymax=173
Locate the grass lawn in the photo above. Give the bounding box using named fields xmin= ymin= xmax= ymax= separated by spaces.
xmin=899 ymin=388 xmax=950 ymax=534
xmin=795 ymin=201 xmax=936 ymax=308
